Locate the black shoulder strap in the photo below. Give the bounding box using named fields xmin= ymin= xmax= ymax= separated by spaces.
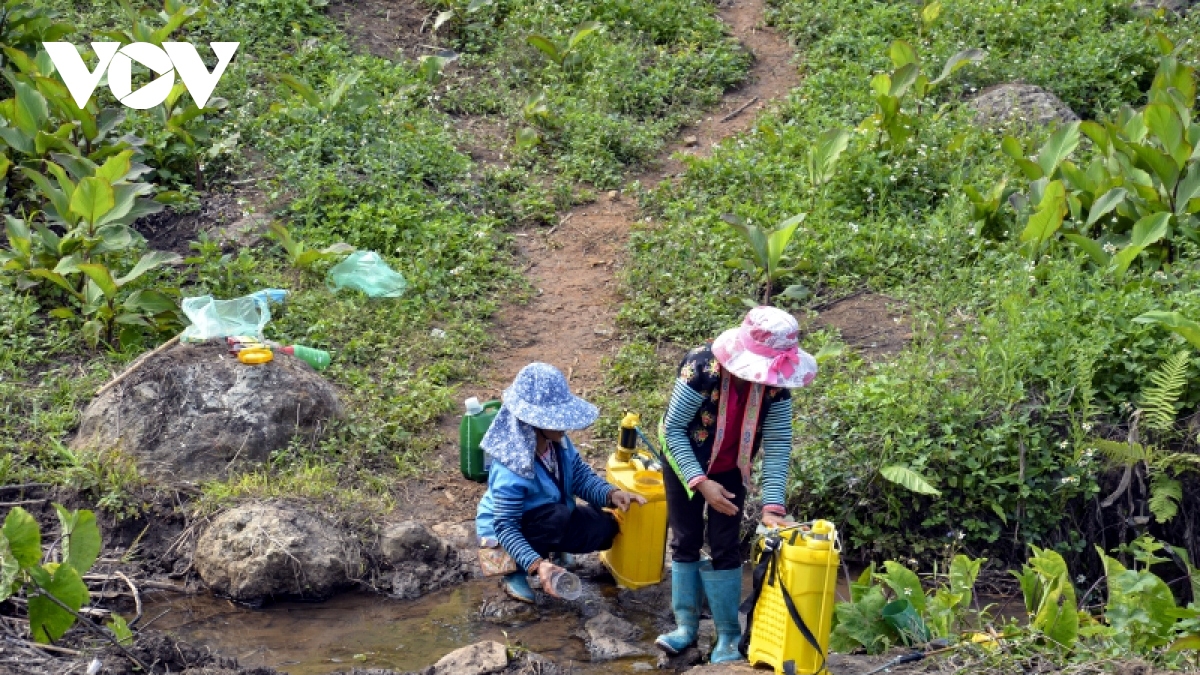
xmin=738 ymin=535 xmax=827 ymax=674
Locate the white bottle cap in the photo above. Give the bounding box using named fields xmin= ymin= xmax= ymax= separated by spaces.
xmin=465 ymin=397 xmax=483 ymax=415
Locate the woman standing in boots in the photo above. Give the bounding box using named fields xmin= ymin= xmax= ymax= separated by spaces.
xmin=655 ymin=306 xmax=817 ymax=663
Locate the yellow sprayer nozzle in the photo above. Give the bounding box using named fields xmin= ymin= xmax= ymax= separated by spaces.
xmin=615 ymin=412 xmax=641 ymax=462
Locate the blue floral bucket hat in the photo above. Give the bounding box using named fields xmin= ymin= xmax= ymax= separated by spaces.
xmin=481 ymin=363 xmax=598 ymax=479
xmin=503 ymin=362 xmax=598 ymax=430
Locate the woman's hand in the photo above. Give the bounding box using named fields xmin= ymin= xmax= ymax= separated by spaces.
xmin=609 ymin=490 xmax=647 ymax=512
xmin=535 ymin=559 xmax=567 ymax=598
xmin=696 ymin=480 xmax=739 ymax=516
xmin=761 ymin=512 xmax=798 ymax=530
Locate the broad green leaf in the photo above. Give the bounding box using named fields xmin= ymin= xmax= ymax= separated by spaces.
xmin=21 ymin=168 xmax=71 ymax=222
xmin=54 ymin=506 xmax=100 ymax=576
xmin=1170 ymin=635 xmax=1200 ymax=652
xmin=921 ymin=0 xmax=942 ymax=25
xmin=811 ymin=128 xmax=849 ymax=185
xmin=568 ymin=21 xmax=600 ymax=50
xmin=1064 ymin=234 xmax=1110 ymax=267
xmin=28 ymin=563 xmax=89 ymax=644
xmin=1080 ymin=121 xmax=1109 ymax=151
xmin=3 ymin=507 xmax=41 ymax=568
xmin=1086 ymin=188 xmax=1127 ymax=227
xmin=53 ymin=254 xmax=84 ymax=275
xmin=5 ymin=216 xmax=31 ymax=258
xmin=1020 ymin=180 xmax=1067 ymax=248
xmin=124 ymin=289 xmax=177 ymax=314
xmin=880 ymin=464 xmax=941 ymax=496
xmin=869 ymin=74 xmax=891 ymax=98
xmin=932 ymin=48 xmax=984 ymax=84
xmin=888 ymin=40 xmax=918 ymax=69
xmin=1145 ymin=104 xmax=1187 ymax=167
xmin=12 ymin=80 xmax=49 ymax=135
xmin=1114 ymin=212 xmax=1171 ymax=278
xmin=1134 ymin=311 xmax=1200 ymax=350
xmin=1037 ymin=122 xmax=1080 ymax=177
xmin=95 ymin=150 xmax=134 ymax=183
xmin=114 ymin=250 xmax=182 ymax=287
xmin=1134 ymin=144 xmax=1180 ymax=191
xmin=69 ymin=177 xmax=115 ymax=225
xmin=98 ymin=182 xmax=156 ymax=228
xmin=526 ymin=35 xmax=562 ymax=65
xmin=28 ymin=269 xmax=81 ymax=298
xmin=1176 ymin=164 xmax=1200 ymax=216
xmin=889 ymin=63 xmax=919 ymax=98
xmin=1001 ymin=136 xmax=1043 ymax=180
xmin=882 ymin=561 xmax=926 ymax=613
xmin=949 ymin=555 xmax=984 ymax=609
xmin=277 ymin=74 xmax=320 ymax=107
xmin=814 ymin=343 xmax=843 ymax=365
xmin=767 ymin=213 xmax=805 ymax=271
xmin=91 ymin=224 xmax=135 ymax=255
xmin=77 ymin=263 xmax=118 ymax=298
xmin=779 ymin=283 xmax=810 ymax=301
xmin=722 ymin=215 xmax=770 ymax=277
xmin=0 ymin=126 xmax=34 ymax=154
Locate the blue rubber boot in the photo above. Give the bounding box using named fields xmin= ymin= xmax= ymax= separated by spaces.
xmin=502 ymin=572 xmax=535 ymax=603
xmin=655 ymin=560 xmax=710 ymax=654
xmin=700 ymin=567 xmax=744 ymax=663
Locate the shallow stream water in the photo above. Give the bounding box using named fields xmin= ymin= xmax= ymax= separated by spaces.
xmin=142 ymin=579 xmax=657 ymax=675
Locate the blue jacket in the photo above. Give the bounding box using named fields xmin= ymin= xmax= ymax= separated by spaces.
xmin=476 ymin=436 xmax=613 ymax=572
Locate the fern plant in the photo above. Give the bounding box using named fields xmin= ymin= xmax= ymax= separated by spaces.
xmin=1139 ymin=351 xmax=1190 ymax=434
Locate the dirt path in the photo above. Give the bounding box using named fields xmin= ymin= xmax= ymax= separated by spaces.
xmin=430 ymin=0 xmax=800 ymax=486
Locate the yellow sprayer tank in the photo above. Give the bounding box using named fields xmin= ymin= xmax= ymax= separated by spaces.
xmin=747 ymin=520 xmax=839 ymax=675
xmin=599 ymin=413 xmax=669 ymax=590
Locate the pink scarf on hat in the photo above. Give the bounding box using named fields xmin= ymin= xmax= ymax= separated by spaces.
xmin=740 ymin=333 xmax=800 ymax=386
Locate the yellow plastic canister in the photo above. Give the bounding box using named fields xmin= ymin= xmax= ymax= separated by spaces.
xmin=747 ymin=520 xmax=839 ymax=675
xmin=599 ymin=455 xmax=668 ymax=589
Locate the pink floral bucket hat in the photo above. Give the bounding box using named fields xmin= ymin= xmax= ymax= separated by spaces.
xmin=711 ymin=306 xmax=817 ymax=388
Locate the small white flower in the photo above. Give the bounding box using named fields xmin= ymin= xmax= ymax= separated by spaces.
xmin=1082 ymin=423 xmax=1093 ymax=432
xmin=1103 ymin=243 xmax=1118 ymax=254
xmin=1059 ymin=440 xmax=1069 ymax=449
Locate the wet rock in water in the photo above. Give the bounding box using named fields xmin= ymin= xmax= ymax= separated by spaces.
xmin=657 ymin=646 xmax=703 ymax=670
xmin=478 ymin=592 xmax=539 ymax=623
xmin=583 ymin=611 xmax=650 ymax=661
xmin=194 ymin=502 xmax=361 ymax=602
xmin=431 ymin=641 xmax=509 ymax=675
xmin=969 ymin=83 xmax=1079 ymax=131
xmin=381 ymin=521 xmax=472 ymax=599
xmin=618 ymin=579 xmax=673 ymax=620
xmin=72 ymin=341 xmax=343 ymax=482
xmin=681 ymin=663 xmax=758 ymax=673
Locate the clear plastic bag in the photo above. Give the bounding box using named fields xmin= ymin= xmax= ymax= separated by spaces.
xmin=180 ymin=294 xmax=271 ymax=342
xmin=327 ymin=251 xmax=407 ymax=298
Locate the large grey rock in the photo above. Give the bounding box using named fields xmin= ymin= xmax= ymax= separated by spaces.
xmin=194 ymin=502 xmax=361 ymax=602
xmin=72 ymin=341 xmax=343 ymax=482
xmin=1132 ymin=0 xmax=1197 ymax=14
xmin=583 ymin=611 xmax=649 ymax=661
xmin=969 ymin=83 xmax=1079 ymax=131
xmin=431 ymin=641 xmax=508 ymax=675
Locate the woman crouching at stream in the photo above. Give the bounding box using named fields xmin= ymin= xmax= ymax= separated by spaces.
xmin=475 ymin=362 xmax=646 ymax=603
xmin=656 ymin=306 xmax=818 ymax=663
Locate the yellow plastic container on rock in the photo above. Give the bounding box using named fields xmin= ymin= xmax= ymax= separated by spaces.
xmin=599 ymin=413 xmax=669 ymax=590
xmin=747 ymin=520 xmax=839 ymax=675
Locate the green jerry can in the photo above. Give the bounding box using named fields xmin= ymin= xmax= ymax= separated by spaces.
xmin=460 ymin=397 xmax=501 ymax=482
